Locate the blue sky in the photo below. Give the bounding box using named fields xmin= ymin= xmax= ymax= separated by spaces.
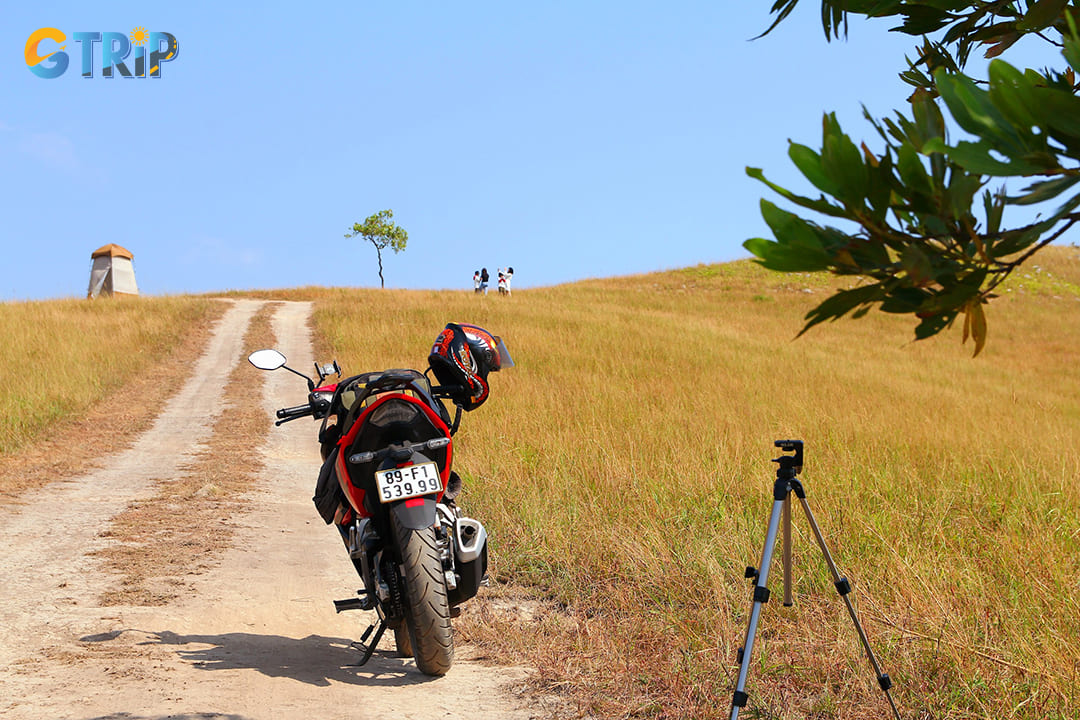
xmin=0 ymin=2 xmax=1063 ymax=300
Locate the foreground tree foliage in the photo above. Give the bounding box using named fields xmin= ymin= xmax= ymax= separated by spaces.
xmin=748 ymin=1 xmax=1080 ymax=354
xmin=346 ymin=209 xmax=409 ymax=289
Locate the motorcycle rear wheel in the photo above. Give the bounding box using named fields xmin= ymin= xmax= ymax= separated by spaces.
xmin=391 ymin=514 xmax=453 ymax=675
xmin=393 ymin=623 xmax=413 ymax=658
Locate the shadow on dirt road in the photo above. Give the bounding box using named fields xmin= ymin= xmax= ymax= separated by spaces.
xmin=80 ymin=628 xmax=441 ymax=688
xmin=82 ymin=715 xmax=252 ymax=720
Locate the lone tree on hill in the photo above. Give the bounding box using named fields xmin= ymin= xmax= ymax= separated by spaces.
xmin=750 ymin=1 xmax=1080 ymax=355
xmin=346 ymin=209 xmax=409 ymax=289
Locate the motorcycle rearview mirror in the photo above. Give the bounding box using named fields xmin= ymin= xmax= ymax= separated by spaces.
xmin=248 ymin=349 xmax=287 ymax=371
xmin=248 ymin=349 xmax=316 ymax=390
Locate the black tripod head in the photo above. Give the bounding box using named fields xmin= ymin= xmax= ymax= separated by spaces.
xmin=773 ymin=439 xmax=803 ymax=478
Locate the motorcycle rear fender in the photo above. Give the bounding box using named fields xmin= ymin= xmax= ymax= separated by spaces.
xmin=389 ymin=496 xmax=438 ymax=530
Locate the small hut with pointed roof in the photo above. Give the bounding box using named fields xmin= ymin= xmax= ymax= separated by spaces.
xmin=87 ymin=243 xmax=139 ymax=298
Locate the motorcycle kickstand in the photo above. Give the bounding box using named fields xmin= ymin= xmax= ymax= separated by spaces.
xmin=349 ymin=619 xmax=387 ymax=666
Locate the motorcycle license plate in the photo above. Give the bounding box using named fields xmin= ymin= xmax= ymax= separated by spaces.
xmin=376 ymin=462 xmax=442 ymax=503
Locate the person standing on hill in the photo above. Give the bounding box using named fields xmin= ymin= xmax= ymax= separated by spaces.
xmin=480 ymin=268 xmax=490 ymax=295
xmin=501 ymin=267 xmax=513 ymax=297
xmin=473 ymin=270 xmax=481 ymax=293
xmin=497 ymin=271 xmax=507 ymax=295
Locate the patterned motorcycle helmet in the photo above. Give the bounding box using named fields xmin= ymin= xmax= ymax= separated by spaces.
xmin=428 ymin=323 xmax=513 ymax=411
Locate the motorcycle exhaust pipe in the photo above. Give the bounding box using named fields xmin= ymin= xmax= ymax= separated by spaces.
xmin=454 ymin=517 xmax=487 ymax=563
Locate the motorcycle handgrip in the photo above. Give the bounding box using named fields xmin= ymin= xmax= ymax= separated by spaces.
xmin=275 ymin=406 xmax=315 ymax=426
xmin=276 ymin=404 xmax=311 ymax=419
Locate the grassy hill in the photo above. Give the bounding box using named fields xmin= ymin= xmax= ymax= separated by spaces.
xmin=305 ymin=247 xmax=1080 ymax=719
xmin=3 ymin=247 xmax=1079 ymax=718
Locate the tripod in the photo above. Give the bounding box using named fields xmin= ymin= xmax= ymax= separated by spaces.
xmin=729 ymin=440 xmax=900 ymax=720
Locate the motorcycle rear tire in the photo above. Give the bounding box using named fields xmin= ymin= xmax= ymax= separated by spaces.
xmin=391 ymin=514 xmax=454 ymax=675
xmin=393 ymin=623 xmax=413 ymax=658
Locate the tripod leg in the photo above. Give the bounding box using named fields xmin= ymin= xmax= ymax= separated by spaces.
xmin=796 ymin=495 xmax=901 ymax=720
xmin=782 ymin=495 xmax=793 ymax=607
xmin=730 ymin=497 xmax=786 ymax=720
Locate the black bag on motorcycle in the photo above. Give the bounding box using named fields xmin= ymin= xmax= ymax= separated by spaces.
xmin=313 ymin=447 xmax=345 ymax=525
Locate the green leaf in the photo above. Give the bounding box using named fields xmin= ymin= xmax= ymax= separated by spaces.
xmin=847 ymin=237 xmax=892 ymax=269
xmin=914 ymin=310 xmax=956 ymax=340
xmin=897 ymin=7 xmax=952 ymax=35
xmin=909 ymin=88 xmax=946 ymax=148
xmin=993 ymin=228 xmax=1043 ymax=258
xmin=988 ymin=62 xmax=1043 ymax=129
xmin=800 ymin=284 xmax=884 ymax=336
xmin=864 ymin=153 xmax=894 ymax=224
xmin=1016 ymin=0 xmax=1068 ymax=33
xmin=820 ymin=0 xmax=847 ymax=40
xmin=983 ymin=189 xmax=1005 ymax=237
xmin=820 ymin=116 xmax=869 ymax=205
xmin=1030 ymin=83 xmax=1080 ymax=138
xmin=1065 ymin=34 xmax=1080 ymax=73
xmin=746 ymin=167 xmax=851 ymax=219
xmin=748 ymin=199 xmax=842 ymax=273
xmin=900 ymin=244 xmax=934 ymax=286
xmin=1009 ymin=175 xmax=1080 ymax=206
xmin=743 ymin=237 xmax=831 ymax=272
xmin=789 ymin=143 xmax=841 ymax=196
xmin=924 ymin=138 xmax=1043 ymax=176
xmin=945 ymin=169 xmax=986 ymax=219
xmin=896 ymin=142 xmax=934 ymax=196
xmin=935 ymin=69 xmax=1024 ymax=152
xmin=923 ymin=268 xmax=988 ymax=313
xmin=970 ymin=21 xmax=1019 ymax=44
xmin=760 ymin=199 xmax=825 ymax=251
xmin=754 ymin=0 xmax=801 ymax=40
xmin=880 ymin=286 xmax=931 ymax=314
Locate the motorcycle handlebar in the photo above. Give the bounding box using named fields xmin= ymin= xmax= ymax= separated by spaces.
xmin=275 ymin=404 xmax=315 ymax=425
xmin=276 ymin=404 xmax=311 ymax=419
xmin=431 ymin=385 xmax=465 ymax=399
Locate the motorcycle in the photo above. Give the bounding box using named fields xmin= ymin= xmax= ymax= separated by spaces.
xmin=248 ymin=322 xmax=512 ymax=676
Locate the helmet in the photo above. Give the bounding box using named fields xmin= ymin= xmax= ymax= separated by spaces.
xmin=428 ymin=323 xmax=513 ymax=411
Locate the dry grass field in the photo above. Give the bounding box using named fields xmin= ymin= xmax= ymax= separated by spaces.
xmin=297 ymin=246 xmax=1080 ymax=719
xmin=0 ymin=297 xmax=225 ymax=498
xmin=0 ymin=296 xmax=222 ymax=456
xmin=3 ymin=247 xmax=1078 ymax=719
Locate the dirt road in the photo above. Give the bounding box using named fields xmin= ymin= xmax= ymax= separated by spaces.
xmin=0 ymin=300 xmax=545 ymax=720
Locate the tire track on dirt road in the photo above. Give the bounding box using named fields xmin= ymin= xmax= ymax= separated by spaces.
xmin=0 ymin=299 xmax=550 ymax=720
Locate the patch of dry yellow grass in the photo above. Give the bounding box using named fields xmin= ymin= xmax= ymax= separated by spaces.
xmin=0 ymin=296 xmax=224 ymax=498
xmin=0 ymin=296 xmax=222 ymax=455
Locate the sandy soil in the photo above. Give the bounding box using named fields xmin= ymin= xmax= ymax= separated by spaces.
xmin=0 ymin=300 xmax=549 ymax=720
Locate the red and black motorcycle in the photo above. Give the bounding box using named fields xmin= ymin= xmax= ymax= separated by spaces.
xmin=248 ymin=322 xmax=512 ymax=676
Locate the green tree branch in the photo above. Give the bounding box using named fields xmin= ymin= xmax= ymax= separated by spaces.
xmin=750 ymin=1 xmax=1080 ymax=355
